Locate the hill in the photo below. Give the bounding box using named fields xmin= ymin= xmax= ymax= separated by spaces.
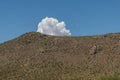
xmin=0 ymin=32 xmax=120 ymax=80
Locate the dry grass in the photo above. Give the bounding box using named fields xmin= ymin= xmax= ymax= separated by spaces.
xmin=1 ymin=32 xmax=120 ymax=80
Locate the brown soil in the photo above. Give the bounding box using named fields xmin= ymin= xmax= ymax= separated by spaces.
xmin=0 ymin=32 xmax=120 ymax=80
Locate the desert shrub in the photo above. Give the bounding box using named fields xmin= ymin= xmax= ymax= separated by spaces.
xmin=98 ymin=73 xmax=120 ymax=80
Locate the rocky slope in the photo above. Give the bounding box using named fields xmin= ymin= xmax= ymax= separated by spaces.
xmin=0 ymin=32 xmax=120 ymax=80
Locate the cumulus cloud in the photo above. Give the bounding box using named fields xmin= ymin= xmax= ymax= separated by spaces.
xmin=37 ymin=17 xmax=71 ymax=36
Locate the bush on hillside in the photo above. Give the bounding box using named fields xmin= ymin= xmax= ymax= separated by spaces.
xmin=98 ymin=73 xmax=120 ymax=80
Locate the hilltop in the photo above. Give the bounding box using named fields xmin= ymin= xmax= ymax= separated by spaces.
xmin=1 ymin=32 xmax=120 ymax=80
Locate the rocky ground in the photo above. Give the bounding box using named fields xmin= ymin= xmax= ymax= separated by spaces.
xmin=0 ymin=32 xmax=120 ymax=80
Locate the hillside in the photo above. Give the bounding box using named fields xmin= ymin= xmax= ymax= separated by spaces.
xmin=0 ymin=32 xmax=120 ymax=80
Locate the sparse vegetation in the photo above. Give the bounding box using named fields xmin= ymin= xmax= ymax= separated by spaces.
xmin=1 ymin=32 xmax=120 ymax=80
xmin=98 ymin=73 xmax=120 ymax=80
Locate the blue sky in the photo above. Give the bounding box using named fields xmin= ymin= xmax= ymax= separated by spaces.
xmin=0 ymin=0 xmax=120 ymax=43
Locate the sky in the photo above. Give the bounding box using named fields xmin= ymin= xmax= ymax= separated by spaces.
xmin=0 ymin=0 xmax=120 ymax=43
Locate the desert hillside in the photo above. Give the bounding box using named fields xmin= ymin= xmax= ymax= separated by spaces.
xmin=0 ymin=32 xmax=120 ymax=80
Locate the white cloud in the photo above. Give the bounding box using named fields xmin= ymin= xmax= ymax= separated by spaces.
xmin=37 ymin=17 xmax=71 ymax=36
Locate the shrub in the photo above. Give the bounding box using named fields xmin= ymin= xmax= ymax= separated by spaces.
xmin=98 ymin=74 xmax=120 ymax=80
